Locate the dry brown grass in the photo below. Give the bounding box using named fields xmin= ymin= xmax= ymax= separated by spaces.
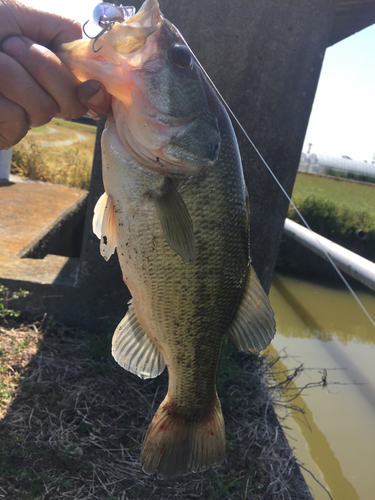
xmin=0 ymin=318 xmax=314 ymax=500
xmin=10 ymin=121 xmax=96 ymax=190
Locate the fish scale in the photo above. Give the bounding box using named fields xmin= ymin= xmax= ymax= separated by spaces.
xmin=116 ymin=112 xmax=247 ymax=411
xmin=57 ymin=0 xmax=275 ymax=478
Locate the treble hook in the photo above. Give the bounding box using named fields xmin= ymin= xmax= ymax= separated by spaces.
xmin=83 ymin=19 xmax=114 ymax=53
xmin=83 ymin=3 xmax=136 ymax=53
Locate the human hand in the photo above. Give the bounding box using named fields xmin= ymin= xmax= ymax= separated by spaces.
xmin=0 ymin=0 xmax=111 ymax=150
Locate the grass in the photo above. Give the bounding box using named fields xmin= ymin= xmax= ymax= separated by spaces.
xmin=27 ymin=119 xmax=96 ymax=143
xmin=0 ymin=285 xmax=29 ymax=321
xmin=0 ymin=318 xmax=313 ymax=500
xmin=52 ymin=119 xmax=97 ymax=133
xmin=292 ymin=172 xmax=375 ymax=213
xmin=288 ymin=172 xmax=375 ymax=261
xmin=27 ymin=125 xmax=50 ymax=134
xmin=11 ymin=119 xmax=97 ymax=190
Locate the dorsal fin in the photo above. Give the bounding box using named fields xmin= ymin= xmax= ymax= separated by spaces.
xmin=92 ymin=192 xmax=118 ymax=261
xmin=112 ymin=301 xmax=166 ymax=379
xmin=227 ymin=265 xmax=276 ymax=351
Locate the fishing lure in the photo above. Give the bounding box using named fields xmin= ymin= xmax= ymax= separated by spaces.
xmin=81 ymin=2 xmax=375 ymax=329
xmin=83 ymin=2 xmax=136 ymax=52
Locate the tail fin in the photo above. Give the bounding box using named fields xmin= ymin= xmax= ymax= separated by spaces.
xmin=141 ymin=393 xmax=225 ymax=479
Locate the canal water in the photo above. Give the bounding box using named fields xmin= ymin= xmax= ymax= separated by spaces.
xmin=267 ymin=273 xmax=375 ymax=500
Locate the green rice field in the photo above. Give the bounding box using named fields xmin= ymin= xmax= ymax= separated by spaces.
xmin=292 ymin=172 xmax=375 ymax=213
xmin=288 ymin=172 xmax=375 ymax=261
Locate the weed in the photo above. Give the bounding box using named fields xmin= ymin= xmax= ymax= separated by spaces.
xmin=86 ymin=330 xmax=112 ymax=361
xmin=29 ymin=124 xmax=50 ymax=133
xmin=14 ymin=335 xmax=30 ymax=352
xmin=292 ymin=172 xmax=375 ymax=213
xmin=11 ymin=138 xmax=93 ymax=190
xmin=11 ymin=140 xmax=47 ymax=180
xmin=51 ymin=118 xmax=96 ymax=133
xmin=18 ymin=468 xmax=51 ymax=498
xmin=0 ymin=284 xmax=29 ymax=321
xmin=288 ymin=186 xmax=375 ymax=262
xmin=10 ymin=432 xmax=26 ymax=444
xmin=208 ymin=466 xmax=241 ymax=499
xmin=0 ymin=319 xmax=312 ymax=500
xmin=85 ymin=330 xmax=112 ymax=375
xmin=11 ymin=118 xmax=96 ymax=190
xmin=326 ymin=168 xmax=375 ymax=184
xmin=0 ymin=380 xmax=13 ymax=405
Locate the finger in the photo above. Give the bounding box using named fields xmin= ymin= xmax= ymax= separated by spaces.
xmin=0 ymin=52 xmax=58 ymax=127
xmin=1 ymin=35 xmax=87 ymax=120
xmin=77 ymin=80 xmax=112 ymax=119
xmin=0 ymin=3 xmax=82 ymax=46
xmin=0 ymin=94 xmax=28 ymax=150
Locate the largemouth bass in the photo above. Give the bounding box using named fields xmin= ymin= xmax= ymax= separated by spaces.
xmin=58 ymin=0 xmax=276 ymax=479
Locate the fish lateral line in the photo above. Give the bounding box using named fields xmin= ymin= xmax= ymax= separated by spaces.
xmin=172 ymin=25 xmax=375 ymax=330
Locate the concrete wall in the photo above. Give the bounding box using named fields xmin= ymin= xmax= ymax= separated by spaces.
xmin=169 ymin=0 xmax=335 ymax=293
xmin=3 ymin=0 xmax=338 ymax=329
xmin=85 ymin=0 xmax=336 ymax=294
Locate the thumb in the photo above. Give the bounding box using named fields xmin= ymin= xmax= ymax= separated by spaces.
xmin=77 ymin=80 xmax=112 ymax=119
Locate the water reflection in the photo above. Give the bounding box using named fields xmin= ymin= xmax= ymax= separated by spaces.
xmin=268 ymin=273 xmax=375 ymax=500
xmin=268 ymin=344 xmax=360 ymax=500
xmin=271 ymin=273 xmax=375 ymax=344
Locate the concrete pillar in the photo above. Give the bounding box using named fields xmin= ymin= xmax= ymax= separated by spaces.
xmin=85 ymin=0 xmax=337 ymax=295
xmin=0 ymin=148 xmax=12 ymax=180
xmin=150 ymin=0 xmax=337 ymax=292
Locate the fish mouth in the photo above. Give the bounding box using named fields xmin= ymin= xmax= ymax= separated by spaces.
xmin=126 ymin=0 xmax=162 ymax=27
xmin=56 ymin=0 xmax=220 ymax=175
xmin=55 ymin=0 xmax=164 ymax=70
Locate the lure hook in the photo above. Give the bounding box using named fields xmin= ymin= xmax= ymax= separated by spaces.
xmin=82 ymin=3 xmax=136 ymax=53
xmin=82 ymin=20 xmax=114 ymax=53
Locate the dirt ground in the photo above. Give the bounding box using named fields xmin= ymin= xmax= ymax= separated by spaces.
xmin=0 ymin=317 xmax=313 ymax=500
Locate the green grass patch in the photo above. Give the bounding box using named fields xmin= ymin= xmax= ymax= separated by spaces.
xmin=50 ymin=118 xmax=96 ymax=133
xmin=292 ymin=172 xmax=375 ymax=213
xmin=28 ymin=124 xmax=50 ymax=133
xmin=289 ymin=173 xmax=375 ymax=261
xmin=325 ymin=168 xmax=375 ymax=184
xmin=0 ymin=284 xmax=29 ymax=321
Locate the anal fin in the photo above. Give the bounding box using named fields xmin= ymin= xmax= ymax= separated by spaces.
xmin=227 ymin=265 xmax=276 ymax=351
xmin=112 ymin=301 xmax=166 ymax=379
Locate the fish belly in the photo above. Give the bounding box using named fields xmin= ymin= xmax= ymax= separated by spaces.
xmin=102 ymin=114 xmax=249 ymax=477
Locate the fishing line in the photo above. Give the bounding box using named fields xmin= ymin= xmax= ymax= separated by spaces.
xmin=176 ymin=28 xmax=375 ymax=329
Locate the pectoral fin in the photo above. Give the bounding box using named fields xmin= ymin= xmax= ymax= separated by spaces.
xmin=227 ymin=266 xmax=276 ymax=351
xmin=112 ymin=301 xmax=166 ymax=379
xmin=92 ymin=192 xmax=118 ymax=261
xmin=152 ymin=178 xmax=195 ymax=262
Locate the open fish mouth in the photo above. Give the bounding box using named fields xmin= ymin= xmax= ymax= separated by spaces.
xmin=56 ymin=0 xmax=221 ymax=174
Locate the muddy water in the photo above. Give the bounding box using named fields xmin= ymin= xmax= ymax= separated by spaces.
xmin=267 ymin=273 xmax=375 ymax=500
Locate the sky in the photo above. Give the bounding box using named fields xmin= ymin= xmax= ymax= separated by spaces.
xmin=19 ymin=0 xmax=375 ymax=163
xmin=303 ymin=24 xmax=375 ymax=163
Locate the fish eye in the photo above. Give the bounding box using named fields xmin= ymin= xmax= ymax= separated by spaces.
xmin=170 ymin=45 xmax=192 ymax=68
